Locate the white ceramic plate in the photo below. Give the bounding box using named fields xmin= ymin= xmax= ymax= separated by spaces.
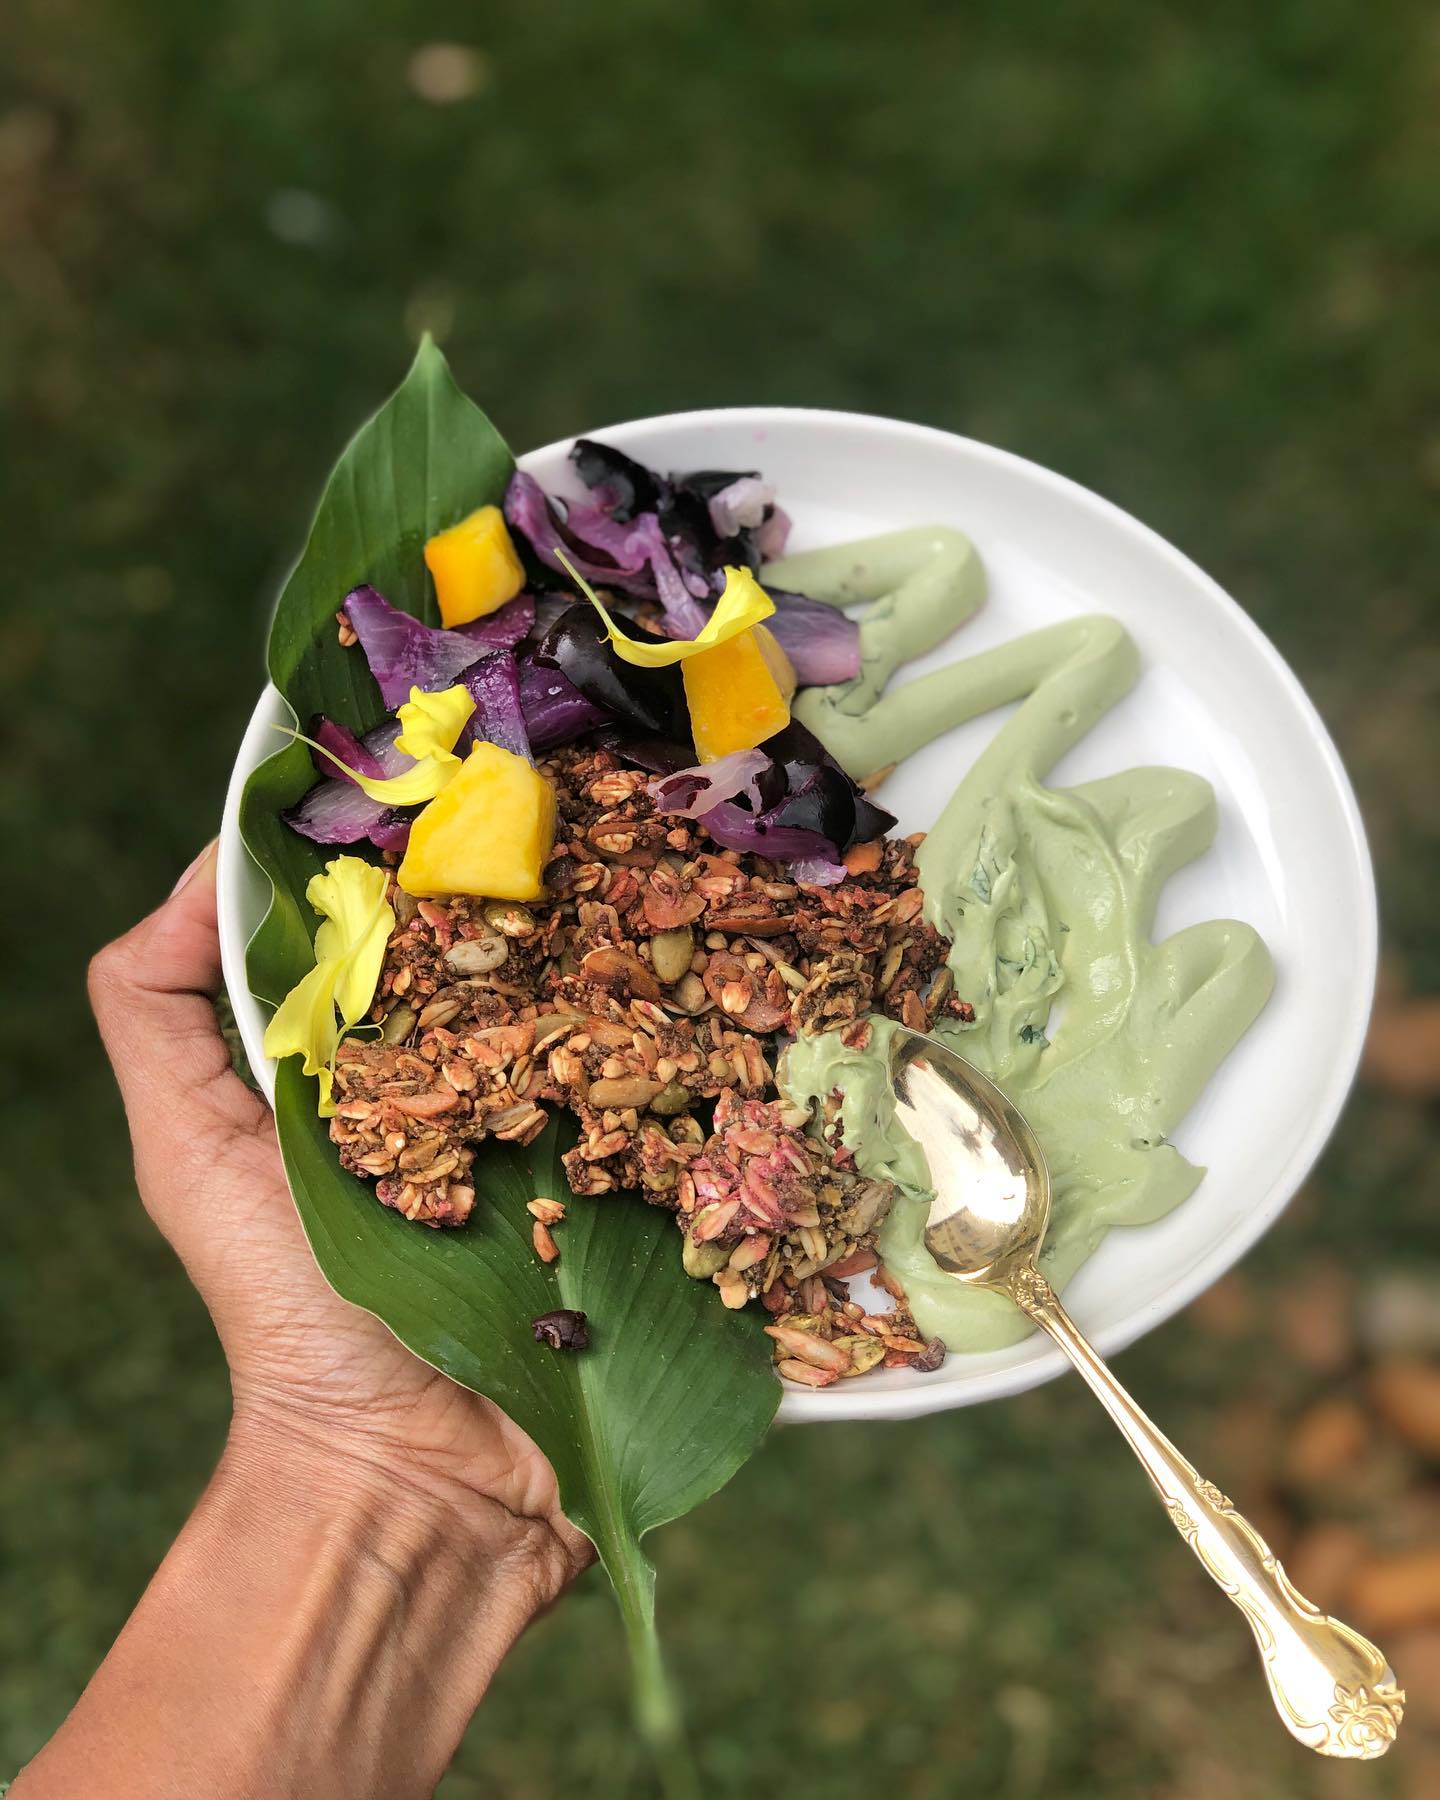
xmin=219 ymin=407 xmax=1376 ymax=1426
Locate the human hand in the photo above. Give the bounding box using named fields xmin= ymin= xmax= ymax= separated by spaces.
xmin=20 ymin=842 xmax=595 ymax=1797
xmin=86 ymin=841 xmax=590 ymax=1598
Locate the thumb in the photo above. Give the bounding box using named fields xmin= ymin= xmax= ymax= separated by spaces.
xmin=88 ymin=842 xmax=272 ymax=1181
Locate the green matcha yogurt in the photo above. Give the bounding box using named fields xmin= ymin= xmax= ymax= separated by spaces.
xmin=765 ymin=530 xmax=1275 ymax=1352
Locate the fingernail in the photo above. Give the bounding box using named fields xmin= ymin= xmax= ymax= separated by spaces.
xmin=171 ymin=839 xmax=218 ymax=898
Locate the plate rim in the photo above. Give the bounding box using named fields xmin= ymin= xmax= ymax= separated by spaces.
xmin=218 ymin=403 xmax=1378 ymax=1426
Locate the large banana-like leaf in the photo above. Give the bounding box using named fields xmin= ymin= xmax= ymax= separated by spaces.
xmin=238 ymin=340 xmax=778 ymax=1747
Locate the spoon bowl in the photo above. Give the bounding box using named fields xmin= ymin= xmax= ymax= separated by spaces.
xmin=888 ymin=1027 xmax=1049 ymax=1288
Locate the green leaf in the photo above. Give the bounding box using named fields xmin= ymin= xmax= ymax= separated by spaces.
xmin=237 ymin=340 xmax=779 ymax=1769
xmin=240 ymin=335 xmax=517 ymax=1010
xmin=273 ymin=1086 xmax=774 ymax=1756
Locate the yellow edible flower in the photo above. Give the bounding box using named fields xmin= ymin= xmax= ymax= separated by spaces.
xmin=393 ymin=683 xmax=476 ymax=763
xmin=262 ymin=855 xmax=395 ymax=1115
xmin=557 ymin=550 xmax=775 ymax=668
xmin=282 ymin=683 xmax=475 ymax=807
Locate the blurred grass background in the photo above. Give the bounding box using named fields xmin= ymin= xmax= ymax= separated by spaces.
xmin=2 ymin=1 xmax=1438 ymax=1794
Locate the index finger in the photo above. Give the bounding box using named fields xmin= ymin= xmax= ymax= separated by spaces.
xmin=88 ymin=844 xmax=268 ymax=1148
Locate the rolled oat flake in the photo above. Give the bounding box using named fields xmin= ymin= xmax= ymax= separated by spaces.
xmin=532 ymin=1308 xmax=590 ymax=1351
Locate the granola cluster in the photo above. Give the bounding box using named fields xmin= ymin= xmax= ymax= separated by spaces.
xmin=328 ymin=743 xmax=971 ymax=1377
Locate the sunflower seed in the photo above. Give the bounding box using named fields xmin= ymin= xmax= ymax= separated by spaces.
xmin=444 ymin=936 xmax=508 ymax=975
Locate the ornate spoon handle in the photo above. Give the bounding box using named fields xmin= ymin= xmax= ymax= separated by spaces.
xmin=1008 ymin=1266 xmax=1403 ymax=1759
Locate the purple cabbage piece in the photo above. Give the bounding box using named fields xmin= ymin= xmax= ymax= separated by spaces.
xmin=645 ymin=719 xmax=892 ymax=879
xmin=517 ymin=657 xmax=613 ymax=751
xmin=647 ymin=745 xmax=849 ymax=882
xmin=552 ymin=497 xmax=646 ymax=565
xmin=529 ymin=591 xmax=575 ymax=640
xmin=570 ymin=438 xmax=790 ymax=584
xmin=660 ymin=485 xmax=760 ymax=582
xmin=285 ymin=719 xmax=417 ymax=848
xmin=287 ymin=782 xmax=398 ymax=846
xmin=787 ymin=853 xmax=846 ymax=886
xmin=309 ymin=716 xmax=385 ymax=783
xmin=531 ymin=603 xmax=692 ymax=744
xmin=455 ymin=592 xmax=535 ymax=653
xmin=708 ymin=477 xmax=775 ymax=538
xmin=342 ymin=585 xmax=488 ymax=707
xmin=505 ymin=472 xmax=711 ymax=638
xmin=461 ymin=652 xmax=531 ymax=761
xmin=505 ymin=472 xmax=646 ymax=585
xmin=309 ymin=717 xmax=410 ymax=783
xmin=762 ymin=588 xmax=862 ymax=686
xmin=691 ymin=800 xmax=846 ymax=884
xmin=367 ymin=814 xmax=414 ymax=854
xmin=569 ymin=439 xmax=663 ymax=520
xmin=647 ymin=749 xmax=770 ymax=819
xmin=562 ymin=497 xmax=710 ymax=610
xmin=755 ymin=505 xmax=791 ymax=561
xmin=757 ymin=720 xmax=896 ymax=846
xmin=645 ymin=528 xmax=712 ymax=631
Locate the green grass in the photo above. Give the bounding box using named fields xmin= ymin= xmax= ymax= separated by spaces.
xmin=2 ymin=1 xmax=1437 ymax=1793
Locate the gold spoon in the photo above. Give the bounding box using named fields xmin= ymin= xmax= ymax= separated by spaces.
xmin=887 ymin=1025 xmax=1403 ymax=1760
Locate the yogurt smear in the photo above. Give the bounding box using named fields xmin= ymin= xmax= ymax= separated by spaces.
xmin=766 ymin=530 xmax=1274 ymax=1352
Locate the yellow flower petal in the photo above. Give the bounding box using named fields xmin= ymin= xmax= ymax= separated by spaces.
xmin=557 ymin=551 xmax=774 ymax=668
xmin=393 ymin=684 xmax=475 ymax=762
xmin=281 ymin=724 xmax=459 ymax=806
xmin=347 ymin=757 xmax=456 ymax=805
xmin=262 ymin=854 xmax=395 ymax=1115
xmin=307 ymin=856 xmax=395 ymax=1024
xmin=262 ymin=957 xmax=344 ymax=1113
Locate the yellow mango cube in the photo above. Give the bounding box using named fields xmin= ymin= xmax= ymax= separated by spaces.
xmin=682 ymin=624 xmax=795 ymax=763
xmin=424 ymin=505 xmax=526 ymax=628
xmin=754 ymin=623 xmax=797 ymax=703
xmin=397 ymin=743 xmax=557 ymax=902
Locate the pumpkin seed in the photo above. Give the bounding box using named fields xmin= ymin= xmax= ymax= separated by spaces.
xmin=834 ymin=1336 xmax=887 ymax=1376
xmin=588 ymin=1075 xmax=663 ymax=1108
xmin=379 ymin=1002 xmax=417 ymax=1043
xmin=483 ymin=901 xmax=536 ymax=937
xmin=648 ymin=1080 xmax=691 ymax=1116
xmin=532 ymin=1013 xmax=577 ymax=1046
xmin=649 ymin=925 xmax=695 ymax=984
xmin=444 ymin=935 xmax=508 ymax=975
xmin=682 ymin=1238 xmax=731 ymax=1279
